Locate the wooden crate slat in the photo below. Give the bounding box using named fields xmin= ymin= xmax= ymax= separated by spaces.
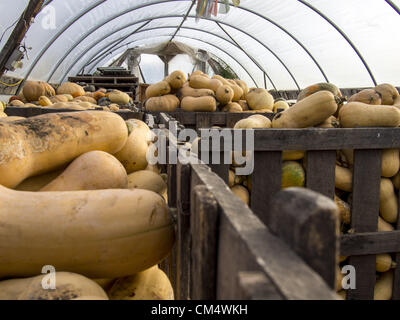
xmin=306 ymin=150 xmax=336 ymax=199
xmin=341 ymin=231 xmax=400 ymax=256
xmin=190 ymin=185 xmax=219 ymax=300
xmin=237 ymin=271 xmax=283 ymax=300
xmin=347 ymin=149 xmax=382 ymax=300
xmin=191 ymin=164 xmax=337 ymax=300
xmin=250 ymin=151 xmax=282 ymax=226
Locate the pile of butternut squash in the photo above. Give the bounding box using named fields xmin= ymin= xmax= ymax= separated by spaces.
xmin=144 ymin=70 xmax=291 ymax=113
xmin=0 ymin=111 xmax=175 ymax=300
xmin=7 ymin=81 xmax=134 ymax=112
xmin=225 ymin=82 xmax=400 ymax=300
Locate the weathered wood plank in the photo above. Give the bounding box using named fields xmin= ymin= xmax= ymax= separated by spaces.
xmin=251 ymin=151 xmax=282 ymax=226
xmin=392 ymin=192 xmax=400 ymax=300
xmin=347 ymin=149 xmax=382 ymax=300
xmin=268 ymin=188 xmax=340 ymax=289
xmin=190 ymin=185 xmax=219 ymax=300
xmin=237 ymin=271 xmax=283 ymax=300
xmin=196 ymin=113 xmax=212 ymax=130
xmin=176 ymin=162 xmax=192 ymax=300
xmin=341 ymin=231 xmax=400 ymax=256
xmin=191 ymin=164 xmax=337 ymax=300
xmin=306 ymin=150 xmax=336 ymax=199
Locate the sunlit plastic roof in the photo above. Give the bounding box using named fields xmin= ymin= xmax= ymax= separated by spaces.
xmin=1 ymin=0 xmax=399 ymax=90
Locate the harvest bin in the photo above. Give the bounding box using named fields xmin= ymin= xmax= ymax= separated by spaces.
xmin=157 ymin=112 xmax=400 ymax=300
xmin=150 ymin=113 xmax=338 ymax=300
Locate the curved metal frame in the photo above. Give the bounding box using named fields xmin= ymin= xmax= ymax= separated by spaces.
xmin=91 ymin=34 xmax=261 ymax=87
xmin=58 ymin=15 xmax=301 ymax=90
xmin=297 ymin=0 xmax=377 ymax=86
xmin=17 ymin=0 xmax=106 ymax=93
xmin=81 ymin=16 xmax=300 ymax=90
xmin=40 ymin=0 xmax=329 ymax=85
xmin=63 ymin=25 xmax=268 ymax=87
xmin=386 ymin=0 xmax=400 ymax=15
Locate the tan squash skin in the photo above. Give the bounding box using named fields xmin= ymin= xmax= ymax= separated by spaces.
xmin=181 ymin=96 xmax=217 ymax=112
xmin=381 ymin=149 xmax=399 ymax=178
xmin=380 ymin=178 xmax=398 ymax=223
xmin=108 ymin=266 xmax=174 ymax=300
xmin=145 ymin=81 xmax=171 ymax=99
xmin=376 ymin=254 xmax=395 ymax=273
xmin=273 ymin=100 xmax=290 ymax=113
xmin=0 ymin=272 xmax=108 ymax=300
xmin=378 ymin=216 xmax=394 ymax=232
xmin=234 ymin=115 xmax=271 ymax=129
xmin=282 ymin=150 xmax=305 ymax=161
xmin=0 ymin=186 xmax=174 ymax=279
xmin=57 ymin=82 xmax=85 ymax=98
xmin=0 ymin=116 xmax=25 ymax=122
xmin=374 ymin=271 xmax=393 ymax=300
xmin=127 ymin=170 xmax=167 ymax=196
xmin=348 ymin=89 xmax=382 ymax=105
xmin=108 ymin=90 xmax=130 ymax=105
xmin=231 ymin=185 xmax=250 ymax=205
xmin=335 ymin=165 xmax=353 ymax=192
xmin=245 ymin=88 xmax=274 ymax=111
xmin=374 ymin=84 xmax=399 ymax=105
xmin=234 ymin=79 xmax=249 ymax=98
xmin=227 ymin=80 xmax=244 ymax=102
xmin=216 ymin=85 xmax=234 ymax=104
xmin=39 ymin=96 xmax=53 ymax=107
xmin=238 ymin=100 xmax=249 ymax=111
xmin=114 ymin=119 xmax=152 ymax=174
xmin=73 ymin=96 xmax=98 ymax=105
xmin=0 ymin=111 xmax=128 ymax=188
xmin=392 ymin=171 xmax=400 ymax=189
xmin=190 ymin=76 xmax=222 ymax=93
xmin=339 ymin=102 xmax=400 ymax=128
xmin=23 ymin=81 xmax=52 ymax=102
xmin=166 ymin=71 xmax=187 ymax=89
xmin=177 ymin=86 xmax=215 ymax=100
xmin=222 ymin=102 xmax=242 ymax=113
xmin=272 ymin=91 xmax=338 ymax=128
xmin=40 ymin=151 xmax=128 ymax=191
xmin=16 ymin=168 xmax=66 ymax=191
xmin=145 ymin=95 xmax=180 ymax=112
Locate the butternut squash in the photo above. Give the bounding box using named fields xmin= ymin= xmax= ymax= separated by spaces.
xmin=23 ymin=81 xmax=54 ymax=102
xmin=108 ymin=266 xmax=174 ymax=300
xmin=109 ymin=104 xmax=120 ymax=112
xmin=108 ymin=90 xmax=130 ymax=105
xmin=381 ymin=149 xmax=399 ymax=178
xmin=378 ymin=216 xmax=394 ymax=232
xmin=297 ymin=83 xmax=342 ymax=102
xmin=190 ymin=75 xmax=222 ymax=92
xmin=238 ymin=100 xmax=249 ymax=111
xmin=273 ymin=100 xmax=290 ymax=113
xmin=380 ymin=178 xmax=398 ymax=223
xmin=0 ymin=111 xmax=128 ymax=188
xmin=145 ymin=81 xmax=171 ymax=99
xmin=40 ymin=151 xmax=128 ymax=191
xmin=57 ymin=82 xmax=85 ymax=98
xmin=335 ymin=195 xmax=351 ymax=225
xmin=227 ymin=80 xmax=244 ymax=102
xmin=0 ymin=272 xmax=108 ymax=300
xmin=348 ymin=89 xmax=382 ymax=105
xmin=234 ymin=115 xmax=271 ymax=129
xmin=166 ymin=70 xmax=187 ymax=89
xmin=335 ymin=165 xmax=353 ymax=192
xmin=245 ymin=88 xmax=274 ymax=111
xmin=38 ymin=96 xmax=53 ymax=107
xmin=0 ymin=186 xmax=174 ymax=279
xmin=49 ymin=95 xmax=69 ymax=103
xmin=231 ymin=185 xmax=250 ymax=205
xmin=177 ymin=86 xmax=215 ymax=100
xmin=376 ymin=254 xmax=395 ymax=273
xmin=0 ymin=116 xmax=25 ymax=122
xmin=339 ymin=102 xmax=400 ymax=128
xmin=16 ymin=168 xmax=66 ymax=191
xmin=127 ymin=170 xmax=167 ymax=197
xmin=9 ymin=100 xmax=25 ymax=107
xmin=222 ymin=102 xmax=242 ymax=113
xmin=229 ymin=170 xmax=236 ymax=188
xmin=374 ymin=84 xmax=399 ymax=105
xmin=145 ymin=95 xmax=180 ymax=112
xmin=316 ymin=116 xmax=339 ymax=128
xmin=181 ymin=96 xmax=217 ymax=112
xmin=282 ymin=151 xmax=305 ymax=161
xmin=374 ymin=270 xmax=393 ymax=300
xmin=216 ymin=85 xmax=234 ymax=104
xmin=336 ymin=266 xmax=344 ymax=291
xmin=272 ymin=91 xmax=338 ymax=128
xmin=115 ymin=119 xmax=152 ymax=174
xmin=392 ymin=171 xmax=400 ymax=189
xmin=234 ymin=79 xmax=249 ymax=98
xmin=73 ymin=96 xmax=98 ymax=105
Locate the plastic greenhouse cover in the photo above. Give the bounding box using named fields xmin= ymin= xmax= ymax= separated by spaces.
xmin=0 ymin=0 xmax=399 ymax=90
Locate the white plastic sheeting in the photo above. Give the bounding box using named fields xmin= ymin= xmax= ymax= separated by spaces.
xmin=0 ymin=0 xmax=399 ymax=89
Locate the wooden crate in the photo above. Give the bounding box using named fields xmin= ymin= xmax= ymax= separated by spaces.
xmin=157 ymin=112 xmax=400 ymax=300
xmin=4 ymin=106 xmax=144 ymax=121
xmin=149 ymin=114 xmax=338 ymax=300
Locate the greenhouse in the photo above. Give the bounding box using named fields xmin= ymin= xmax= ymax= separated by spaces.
xmin=0 ymin=0 xmax=399 ymax=304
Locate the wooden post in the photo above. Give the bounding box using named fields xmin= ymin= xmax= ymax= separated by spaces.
xmin=237 ymin=271 xmax=282 ymax=300
xmin=190 ymin=185 xmax=219 ymax=300
xmin=0 ymin=0 xmax=45 ymax=77
xmin=268 ymin=187 xmax=340 ymax=289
